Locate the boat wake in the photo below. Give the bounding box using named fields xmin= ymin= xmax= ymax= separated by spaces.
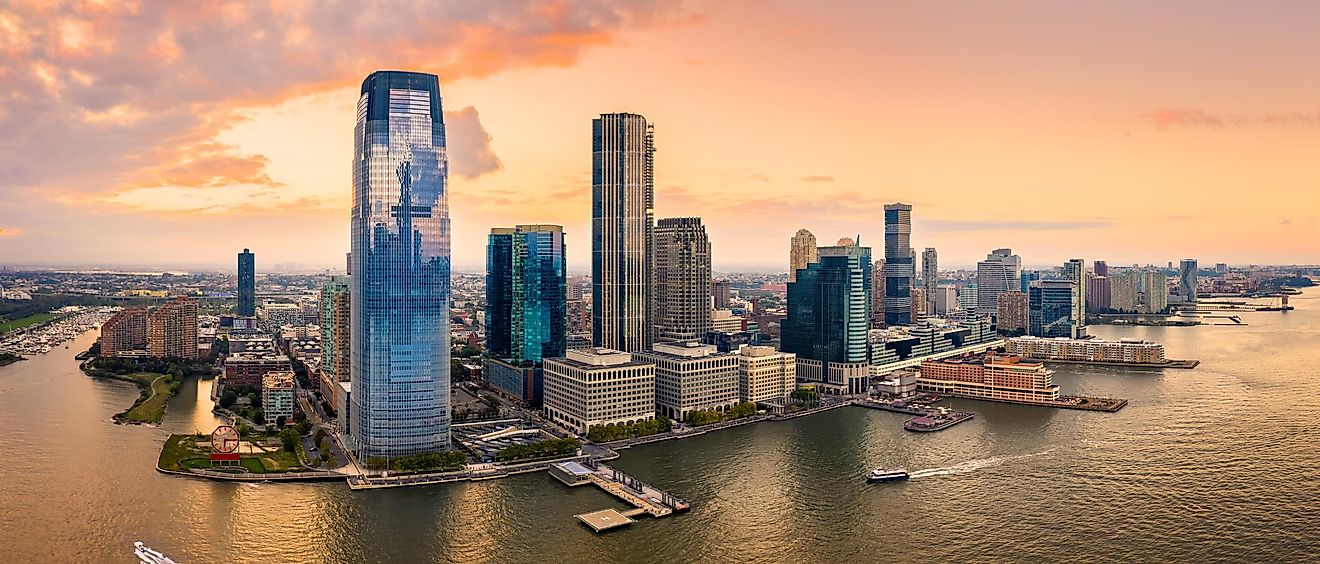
xmin=908 ymin=449 xmax=1055 ymax=479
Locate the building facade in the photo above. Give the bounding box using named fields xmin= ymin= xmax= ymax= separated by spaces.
xmin=543 ymin=349 xmax=656 ymax=433
xmin=262 ymin=371 xmax=297 ymax=423
xmin=652 ymin=217 xmax=712 ymax=343
xmin=1029 ymin=280 xmax=1076 ymax=338
xmin=921 ymin=247 xmax=938 ymax=317
xmin=237 ymin=248 xmax=255 ymax=317
xmin=100 ymin=307 xmax=148 ymax=356
xmin=1006 ymin=336 xmax=1165 ymax=364
xmin=350 ymin=70 xmax=452 ymax=457
xmin=976 ymin=248 xmax=1022 ymax=315
xmin=783 ymin=243 xmax=872 ymax=394
xmin=918 ymin=354 xmax=1060 ymax=403
xmin=996 ymin=290 xmax=1029 ymax=333
xmin=487 ymin=225 xmax=567 ymax=363
xmin=635 ymin=342 xmax=739 ymax=421
xmin=883 ymin=203 xmax=913 ymax=326
xmin=484 ymin=358 xmax=543 ymax=405
xmin=1087 ymin=275 xmax=1111 ymax=312
xmin=712 ymin=279 xmax=731 ymax=309
xmin=737 ymin=346 xmax=796 ymax=405
xmin=1179 ymin=259 xmax=1199 ymax=303
xmin=319 ymin=275 xmax=351 ymax=404
xmin=593 ymin=113 xmax=654 ymax=353
xmin=789 ymin=229 xmax=818 ymax=284
xmin=223 ymin=352 xmax=291 ymax=390
xmin=148 ymin=296 xmax=198 ymax=359
xmin=1063 ymin=259 xmax=1088 ymax=327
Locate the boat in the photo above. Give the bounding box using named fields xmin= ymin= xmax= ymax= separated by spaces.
xmin=867 ymin=468 xmax=909 ymax=483
xmin=134 ymin=541 xmax=178 ymax=564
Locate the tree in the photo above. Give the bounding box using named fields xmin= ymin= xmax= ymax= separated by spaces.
xmin=275 ymin=415 xmax=287 ymax=427
xmin=280 ymin=428 xmax=299 ymax=453
xmin=219 ymin=389 xmax=238 ymax=408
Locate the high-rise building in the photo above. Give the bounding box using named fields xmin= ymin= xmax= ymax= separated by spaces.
xmin=911 ymin=287 xmax=927 ymax=321
xmin=653 ymin=217 xmax=712 ymax=343
xmin=711 ymin=279 xmax=731 ymax=309
xmin=319 ymin=275 xmax=351 ymax=383
xmin=1110 ymin=270 xmax=1139 ymax=312
xmin=1179 ymin=259 xmax=1199 ymax=303
xmin=543 ymin=349 xmax=657 ymax=433
xmin=871 ymin=259 xmax=886 ymax=325
xmin=1141 ymin=270 xmax=1169 ymax=313
xmin=1020 ymin=270 xmax=1041 ymax=293
xmin=148 ymin=296 xmax=198 ymax=359
xmin=788 ymin=229 xmax=818 ymax=283
xmin=99 ymin=307 xmax=148 ymax=356
xmin=1087 ymin=275 xmax=1111 ymax=312
xmin=262 ymin=371 xmax=297 ymax=424
xmin=237 ymin=248 xmax=255 ymax=317
xmin=737 ymin=346 xmax=796 ymax=405
xmin=783 ymin=243 xmax=871 ymax=394
xmin=921 ymin=247 xmax=938 ymax=316
xmin=1093 ymin=260 xmax=1109 ymax=278
xmin=1063 ymin=258 xmax=1088 ymax=328
xmin=959 ymin=284 xmax=978 ymax=312
xmin=883 ymin=203 xmax=913 ymax=326
xmin=350 ymin=70 xmax=452 ymax=457
xmin=1029 ymin=280 xmax=1077 ymax=338
xmin=636 ymin=342 xmax=739 ymax=421
xmin=996 ymin=290 xmax=1029 ymax=333
xmin=933 ymin=285 xmax=958 ymax=315
xmin=976 ymin=248 xmax=1022 ymax=315
xmin=593 ymin=113 xmax=654 ymax=353
xmin=487 ymin=225 xmax=568 ymax=363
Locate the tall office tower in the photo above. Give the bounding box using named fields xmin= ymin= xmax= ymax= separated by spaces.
xmin=593 ymin=112 xmax=654 ymax=352
xmin=996 ymin=290 xmax=1029 ymax=332
xmin=1020 ymin=270 xmax=1041 ymax=293
xmin=1063 ymin=258 xmax=1088 ymax=328
xmin=487 ymin=225 xmax=568 ymax=362
xmin=1029 ymin=280 xmax=1077 ymax=338
xmin=99 ymin=308 xmax=148 ymax=356
xmin=1109 ymin=270 xmax=1139 ymax=312
xmin=782 ymin=243 xmax=872 ymax=394
xmin=883 ymin=203 xmax=913 ymax=326
xmin=921 ymin=247 xmax=938 ymax=316
xmin=653 ymin=217 xmax=712 ymax=343
xmin=1093 ymin=260 xmax=1109 ymax=278
xmin=711 ymin=279 xmax=731 ymax=309
xmin=1087 ymin=276 xmax=1111 ymax=312
xmin=237 ymin=248 xmax=255 ymax=317
xmin=148 ymin=296 xmax=198 ymax=358
xmin=1141 ymin=270 xmax=1169 ymax=313
xmin=976 ymin=248 xmax=1022 ymax=316
xmin=350 ymin=71 xmax=452 ymax=457
xmin=870 ymin=259 xmax=886 ymax=326
xmin=1179 ymin=259 xmax=1199 ymax=303
xmin=788 ymin=229 xmax=818 ymax=283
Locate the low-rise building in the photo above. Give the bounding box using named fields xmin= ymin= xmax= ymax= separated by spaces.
xmin=262 ymin=371 xmax=296 ymax=423
xmin=737 ymin=345 xmax=795 ymax=405
xmin=543 ymin=349 xmax=656 ymax=434
xmin=1005 ymin=336 xmax=1165 ymax=364
xmin=875 ymin=369 xmax=919 ymax=397
xmin=918 ymin=354 xmax=1059 ymax=403
xmin=484 ymin=358 xmax=543 ymax=405
xmin=223 ymin=352 xmax=292 ymax=390
xmin=635 ymin=342 xmax=739 ymax=421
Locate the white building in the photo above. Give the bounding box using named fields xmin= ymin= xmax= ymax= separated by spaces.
xmin=933 ymin=285 xmax=959 ymax=315
xmin=710 ymin=308 xmax=744 ymax=333
xmin=737 ymin=346 xmax=796 ymax=405
xmin=1005 ymin=336 xmax=1166 ymax=364
xmin=635 ymin=342 xmax=739 ymax=421
xmin=261 ymin=302 xmax=302 ymax=332
xmin=543 ymin=349 xmax=657 ymax=434
xmin=261 ymin=371 xmax=296 ymax=424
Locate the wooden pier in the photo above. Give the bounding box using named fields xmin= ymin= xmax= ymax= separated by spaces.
xmin=552 ymin=461 xmax=689 ymax=532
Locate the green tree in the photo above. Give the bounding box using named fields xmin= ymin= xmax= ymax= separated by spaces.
xmin=280 ymin=428 xmax=299 ymax=453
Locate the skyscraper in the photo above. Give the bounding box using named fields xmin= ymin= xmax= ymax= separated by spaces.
xmin=996 ymin=290 xmax=1029 ymax=333
xmin=487 ymin=225 xmax=567 ymax=363
xmin=593 ymin=113 xmax=654 ymax=352
xmin=921 ymin=247 xmax=938 ymax=317
xmin=871 ymin=259 xmax=886 ymax=325
xmin=1110 ymin=270 xmax=1139 ymax=312
xmin=653 ymin=217 xmax=711 ymax=343
xmin=1093 ymin=260 xmax=1109 ymax=278
xmin=1029 ymin=280 xmax=1076 ymax=338
xmin=1141 ymin=269 xmax=1169 ymax=313
xmin=977 ymin=248 xmax=1022 ymax=315
xmin=1179 ymin=259 xmax=1199 ymax=303
xmin=350 ymin=71 xmax=451 ymax=457
xmin=1020 ymin=270 xmax=1041 ymax=293
xmin=1063 ymin=258 xmax=1088 ymax=330
xmin=783 ymin=243 xmax=872 ymax=394
xmin=711 ymin=279 xmax=731 ymax=309
xmin=319 ymin=275 xmax=351 ymax=422
xmin=789 ymin=229 xmax=818 ymax=283
xmin=148 ymin=296 xmax=198 ymax=359
xmin=237 ymin=248 xmax=255 ymax=317
xmin=883 ymin=203 xmax=913 ymax=326
xmin=1087 ymin=276 xmax=1111 ymax=312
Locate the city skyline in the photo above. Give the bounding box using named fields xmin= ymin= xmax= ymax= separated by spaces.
xmin=5 ymin=2 xmax=1320 ymax=271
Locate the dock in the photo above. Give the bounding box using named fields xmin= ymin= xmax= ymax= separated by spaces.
xmin=551 ymin=461 xmax=689 ymax=532
xmin=854 ymin=399 xmax=975 ymax=432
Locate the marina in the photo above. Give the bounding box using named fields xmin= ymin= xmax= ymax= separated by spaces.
xmin=0 ymin=306 xmax=119 ymax=357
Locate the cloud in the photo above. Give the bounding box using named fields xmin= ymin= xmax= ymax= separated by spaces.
xmin=0 ymin=1 xmax=703 ymax=209
xmin=801 ymin=175 xmax=835 ymax=182
xmin=748 ymin=173 xmax=770 ymax=182
xmin=0 ymin=226 xmax=21 ymax=238
xmin=444 ymin=106 xmax=502 ymax=179
xmin=1140 ymin=107 xmax=1320 ymax=130
xmin=921 ymin=219 xmax=1113 ymax=232
xmin=1279 ymin=219 xmax=1292 ymax=225
xmin=1140 ymin=108 xmax=1223 ymax=130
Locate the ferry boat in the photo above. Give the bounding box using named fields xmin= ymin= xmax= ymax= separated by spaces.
xmin=134 ymin=541 xmax=178 ymax=564
xmin=867 ymin=468 xmax=910 ymax=483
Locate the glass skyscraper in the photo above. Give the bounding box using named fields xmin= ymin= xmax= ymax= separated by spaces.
xmin=1029 ymin=280 xmax=1076 ymax=338
xmin=782 ymin=244 xmax=873 ymax=364
xmin=237 ymin=248 xmax=255 ymax=317
xmin=486 ymin=225 xmax=567 ymax=363
xmin=592 ymin=113 xmax=654 ymax=352
xmin=883 ymin=203 xmax=913 ymax=326
xmin=349 ymin=71 xmax=451 ymax=458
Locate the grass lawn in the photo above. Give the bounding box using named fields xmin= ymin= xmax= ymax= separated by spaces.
xmin=116 ymin=373 xmax=178 ymax=424
xmin=0 ymin=312 xmax=56 ymax=334
xmin=159 ymin=434 xmax=309 ymax=474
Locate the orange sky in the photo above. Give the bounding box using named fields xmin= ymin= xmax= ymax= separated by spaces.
xmin=2 ymin=1 xmax=1318 ymax=271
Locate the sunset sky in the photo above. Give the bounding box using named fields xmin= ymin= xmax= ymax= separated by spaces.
xmin=2 ymin=0 xmax=1319 ymax=272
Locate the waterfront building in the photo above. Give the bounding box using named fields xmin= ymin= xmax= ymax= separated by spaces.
xmin=917 ymin=354 xmax=1060 ymax=403
xmin=99 ymin=307 xmax=148 ymax=356
xmin=1140 ymin=270 xmax=1169 ymax=313
xmin=737 ymin=346 xmax=795 ymax=405
xmin=1179 ymin=259 xmax=1199 ymax=303
xmin=1005 ymin=336 xmax=1165 ymax=364
xmin=237 ymin=248 xmax=255 ymax=317
xmin=921 ymin=247 xmax=938 ymax=317
xmin=350 ymin=70 xmax=452 ymax=457
xmin=883 ymin=203 xmax=914 ymax=326
xmin=875 ymin=369 xmax=920 ymax=397
xmin=789 ymin=229 xmax=818 ymax=283
xmin=1029 ymin=280 xmax=1077 ymax=338
xmin=635 ymin=342 xmax=739 ymax=421
xmin=1110 ymin=270 xmax=1140 ymax=312
xmin=959 ymin=284 xmax=978 ymax=312
xmin=996 ymin=290 xmax=1029 ymax=333
xmin=486 ymin=225 xmax=568 ymax=363
xmin=222 ymin=352 xmax=291 ymax=390
xmin=1063 ymin=259 xmax=1088 ymax=328
xmin=1087 ymin=276 xmax=1111 ymax=312
xmin=593 ymin=113 xmax=654 ymax=353
xmin=976 ymin=248 xmax=1022 ymax=315
xmin=782 ymin=243 xmax=872 ymax=394
xmin=543 ymin=349 xmax=656 ymax=434
xmin=1020 ymin=270 xmax=1041 ymax=293
xmin=933 ymin=285 xmax=958 ymax=315
xmin=483 ymin=358 xmax=543 ymax=405
xmin=712 ymin=279 xmax=731 ymax=309
xmin=319 ymin=276 xmax=351 ymax=405
xmin=868 ymin=315 xmax=999 ymax=373
xmin=261 ymin=371 xmax=296 ymax=424
xmin=148 ymin=296 xmax=198 ymax=359
xmin=653 ymin=217 xmax=712 ymax=343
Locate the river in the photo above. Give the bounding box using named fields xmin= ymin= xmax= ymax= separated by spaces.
xmin=2 ymin=289 xmax=1318 ymax=562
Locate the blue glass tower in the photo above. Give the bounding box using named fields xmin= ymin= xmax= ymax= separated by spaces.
xmin=1029 ymin=280 xmax=1075 ymax=338
xmin=884 ymin=203 xmax=913 ymax=326
xmin=782 ymin=244 xmax=872 ymax=364
xmin=237 ymin=248 xmax=254 ymax=317
xmin=350 ymin=71 xmax=451 ymax=457
xmin=486 ymin=225 xmax=567 ymax=363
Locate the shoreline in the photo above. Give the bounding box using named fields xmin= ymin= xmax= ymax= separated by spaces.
xmin=1034 ymin=358 xmax=1200 ymax=369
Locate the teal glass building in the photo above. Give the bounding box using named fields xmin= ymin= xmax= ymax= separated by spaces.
xmin=1029 ymin=280 xmax=1075 ymax=338
xmin=782 ymin=244 xmax=873 ymax=365
xmin=486 ymin=225 xmax=567 ymax=363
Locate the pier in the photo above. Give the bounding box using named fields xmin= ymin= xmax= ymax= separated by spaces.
xmin=551 ymin=461 xmax=689 ymax=533
xmin=854 ymin=398 xmax=974 ymax=432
